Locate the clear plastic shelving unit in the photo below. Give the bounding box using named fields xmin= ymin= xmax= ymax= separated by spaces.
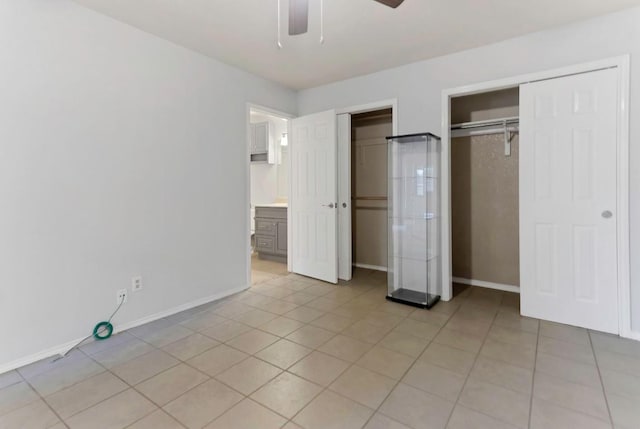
xmin=387 ymin=133 xmax=441 ymax=309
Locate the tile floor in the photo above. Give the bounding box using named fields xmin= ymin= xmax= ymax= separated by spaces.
xmin=1 ymin=262 xmax=640 ymax=429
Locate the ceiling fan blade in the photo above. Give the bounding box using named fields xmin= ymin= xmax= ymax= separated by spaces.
xmin=373 ymin=0 xmax=405 ymax=8
xmin=289 ymin=0 xmax=309 ymax=36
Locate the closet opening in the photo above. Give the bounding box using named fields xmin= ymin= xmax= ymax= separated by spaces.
xmin=350 ymin=108 xmax=392 ymax=278
xmin=449 ymin=88 xmax=520 ymax=298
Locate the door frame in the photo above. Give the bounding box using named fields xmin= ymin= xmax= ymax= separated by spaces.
xmin=440 ymin=55 xmax=631 ymax=338
xmin=336 ymin=99 xmax=399 ymax=280
xmin=245 ymin=103 xmax=295 ymax=287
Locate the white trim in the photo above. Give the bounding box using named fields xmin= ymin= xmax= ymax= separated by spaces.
xmin=625 ymin=331 xmax=640 ymax=342
xmin=440 ymin=55 xmax=631 ymax=339
xmin=353 ymin=263 xmax=388 ymax=272
xmin=452 ymin=277 xmax=520 ymax=294
xmin=0 ymin=284 xmax=249 ymax=375
xmin=245 ymin=103 xmax=295 ymax=282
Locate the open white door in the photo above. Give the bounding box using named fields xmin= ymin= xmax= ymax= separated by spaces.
xmin=290 ymin=110 xmax=338 ymax=283
xmin=337 ymin=114 xmax=352 ymax=281
xmin=520 ymin=68 xmax=619 ymax=333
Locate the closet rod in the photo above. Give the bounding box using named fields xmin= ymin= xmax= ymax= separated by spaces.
xmin=450 ymin=116 xmax=519 ymax=130
xmin=352 ymin=196 xmax=388 ymax=201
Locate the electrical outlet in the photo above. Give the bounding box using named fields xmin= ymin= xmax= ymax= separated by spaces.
xmin=116 ymin=289 xmax=128 ymax=305
xmin=131 ymin=276 xmax=143 ymax=292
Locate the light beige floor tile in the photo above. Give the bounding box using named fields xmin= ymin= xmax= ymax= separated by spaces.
xmin=200 ymin=320 xmax=252 ymax=342
xmin=360 ymin=311 xmax=405 ymax=329
xmin=342 ymin=320 xmax=391 ymax=344
xmin=162 ymin=333 xmax=219 ymax=361
xmin=283 ymin=306 xmax=325 ymax=323
xmin=215 ymin=357 xmax=281 ymax=395
xmin=232 ymin=309 xmax=278 ymax=328
xmin=533 ymin=372 xmax=609 ymax=421
xmin=379 ymin=331 xmax=430 ymax=358
xmin=163 ymin=379 xmax=243 ymax=429
xmin=392 ymin=318 xmax=441 ymax=340
xmin=0 ymin=381 xmax=39 ymax=416
xmin=80 ymin=332 xmax=137 ymax=356
xmin=433 ymin=328 xmax=484 ymax=353
xmin=212 ymin=302 xmax=254 ymax=318
xmin=590 ymin=332 xmax=640 ymax=359
xmin=479 ymin=338 xmax=535 ymax=369
xmin=402 ymin=361 xmax=466 ymax=401
xmin=0 ymin=371 xmax=22 ymax=390
xmin=187 ymin=344 xmax=248 ymax=377
xmin=28 ymin=356 xmax=105 ymax=396
xmin=18 ymin=350 xmax=88 ymax=380
xmin=44 ymin=372 xmax=128 ymax=419
xmin=136 ymin=364 xmax=209 ymax=406
xmin=127 ymin=409 xmax=185 ymax=429
xmin=318 ymin=335 xmax=373 ymax=362
xmin=66 ymin=389 xmax=156 ymax=429
xmin=254 ymin=339 xmax=313 ymax=369
xmin=135 ymin=325 xmax=193 ymax=348
xmin=536 ymin=352 xmax=601 ymax=388
xmin=179 ymin=312 xmax=227 ymax=332
xmin=600 ymin=369 xmax=640 ymax=399
xmin=289 ymin=351 xmax=351 ymax=386
xmin=607 ymin=392 xmax=640 ymax=429
xmin=226 ymin=329 xmax=279 ymax=354
xmin=419 ymin=343 xmax=476 ymax=375
xmin=282 ymin=422 xmax=304 ymax=429
xmin=303 ymin=284 xmax=335 ymax=297
xmin=540 ymin=321 xmax=590 ymax=346
xmin=408 ymin=309 xmax=451 ymax=327
xmin=204 ymin=398 xmax=287 ymax=429
xmin=445 ymin=316 xmax=492 ymax=337
xmin=91 ymin=339 xmax=155 ymax=369
xmin=376 ymin=301 xmax=415 ymax=317
xmin=487 ymin=325 xmax=537 ymax=348
xmin=357 ymin=346 xmax=415 ymax=380
xmin=259 ymin=299 xmax=300 ymax=315
xmin=0 ymin=399 xmax=60 ymax=429
xmin=111 ymin=350 xmax=179 ymax=386
xmin=286 ymin=325 xmax=335 ymax=348
xmin=458 ymin=378 xmax=530 ymax=429
xmin=294 ymin=390 xmax=373 ymax=429
xmin=595 ymin=349 xmax=640 ymax=378
xmin=251 ymin=372 xmax=322 ymax=418
xmin=493 ymin=311 xmax=539 ymax=334
xmin=364 ymin=413 xmax=412 ymax=429
xmin=306 ymin=297 xmax=343 ymax=312
xmin=447 ymin=405 xmax=519 ymax=429
xmin=329 ymin=365 xmax=396 ymax=409
xmin=538 ymin=336 xmax=596 ymax=365
xmin=530 ymin=398 xmax=611 ymax=429
xmin=470 ymin=356 xmax=533 ymax=394
xmin=259 ymin=316 xmax=304 ymax=337
xmin=311 ymin=313 xmax=355 ymax=332
xmin=379 ymin=383 xmax=454 ymax=429
xmin=281 ymin=292 xmax=317 ymax=305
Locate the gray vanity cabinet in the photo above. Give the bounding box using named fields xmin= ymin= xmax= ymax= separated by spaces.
xmin=255 ymin=206 xmax=287 ymax=262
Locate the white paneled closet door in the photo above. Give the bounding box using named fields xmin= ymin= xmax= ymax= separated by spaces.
xmin=290 ymin=110 xmax=338 ymax=284
xmin=519 ymin=68 xmax=619 ymax=333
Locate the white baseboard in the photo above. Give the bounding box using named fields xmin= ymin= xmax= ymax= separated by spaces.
xmin=452 ymin=277 xmax=520 ymax=294
xmin=622 ymin=330 xmax=640 ymax=341
xmin=353 ymin=263 xmax=387 ymax=272
xmin=0 ymin=284 xmax=249 ymax=375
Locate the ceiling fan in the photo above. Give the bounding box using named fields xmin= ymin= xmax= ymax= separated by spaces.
xmin=288 ymin=0 xmax=405 ymax=36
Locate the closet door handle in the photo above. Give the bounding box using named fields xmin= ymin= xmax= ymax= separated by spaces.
xmin=602 ymin=210 xmax=613 ymax=219
xmin=322 ymin=203 xmax=335 ymax=209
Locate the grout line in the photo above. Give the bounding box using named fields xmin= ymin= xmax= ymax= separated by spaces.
xmin=588 ymin=330 xmax=616 ymax=428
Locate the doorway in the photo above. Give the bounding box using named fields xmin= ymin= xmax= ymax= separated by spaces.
xmin=441 ymin=57 xmax=631 ymax=336
xmin=248 ymin=106 xmax=291 ymax=284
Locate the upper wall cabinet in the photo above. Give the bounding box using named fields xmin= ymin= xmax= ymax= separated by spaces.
xmin=250 ymin=121 xmax=275 ymax=164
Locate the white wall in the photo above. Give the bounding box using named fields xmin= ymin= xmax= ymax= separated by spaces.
xmin=0 ymin=0 xmax=296 ymax=371
xmin=298 ymin=7 xmax=640 ymax=331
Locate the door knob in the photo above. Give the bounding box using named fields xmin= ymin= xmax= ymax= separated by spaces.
xmin=602 ymin=210 xmax=613 ymax=219
xmin=342 ymin=202 xmax=347 ymax=208
xmin=322 ymin=203 xmax=335 ymax=209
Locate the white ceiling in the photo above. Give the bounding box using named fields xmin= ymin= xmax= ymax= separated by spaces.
xmin=73 ymin=0 xmax=640 ymax=89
